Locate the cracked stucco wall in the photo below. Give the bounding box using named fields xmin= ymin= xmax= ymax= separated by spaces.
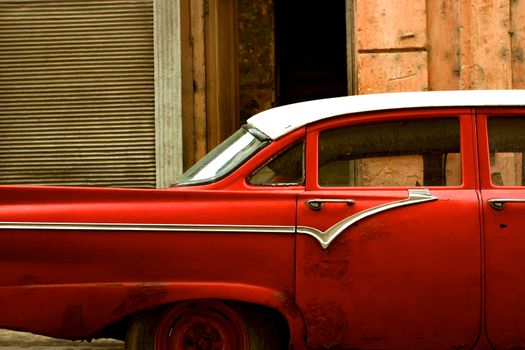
xmin=355 ymin=0 xmax=525 ymax=93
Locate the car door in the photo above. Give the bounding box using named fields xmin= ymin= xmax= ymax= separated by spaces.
xmin=477 ymin=109 xmax=525 ymax=348
xmin=296 ymin=109 xmax=481 ymax=349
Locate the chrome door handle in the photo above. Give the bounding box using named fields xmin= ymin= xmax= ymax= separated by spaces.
xmin=306 ymin=199 xmax=355 ymax=211
xmin=488 ymin=198 xmax=525 ymax=210
xmin=298 ymin=189 xmax=438 ymax=249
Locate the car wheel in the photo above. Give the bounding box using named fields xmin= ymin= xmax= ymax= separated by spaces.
xmin=126 ymin=301 xmax=285 ymax=350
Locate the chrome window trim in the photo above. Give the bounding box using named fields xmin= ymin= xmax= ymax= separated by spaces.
xmin=248 ymin=141 xmax=305 ymax=187
xmin=175 ymin=125 xmax=271 ymax=187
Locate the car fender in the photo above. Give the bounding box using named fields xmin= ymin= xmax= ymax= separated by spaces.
xmin=0 ymin=281 xmax=306 ymax=347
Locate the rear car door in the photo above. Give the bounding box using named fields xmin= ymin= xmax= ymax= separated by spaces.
xmin=477 ymin=109 xmax=525 ymax=348
xmin=296 ymin=109 xmax=481 ymax=349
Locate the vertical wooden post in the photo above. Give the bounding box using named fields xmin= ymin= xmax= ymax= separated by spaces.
xmin=346 ymin=0 xmax=356 ymax=95
xmin=180 ymin=0 xmax=195 ymax=169
xmin=180 ymin=0 xmax=240 ymax=169
xmin=155 ymin=0 xmax=183 ymax=187
xmin=205 ymin=0 xmax=240 ymax=150
xmin=190 ymin=0 xmax=208 ymax=162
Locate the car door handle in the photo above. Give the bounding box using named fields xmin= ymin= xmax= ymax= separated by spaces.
xmin=298 ymin=189 xmax=438 ymax=249
xmin=488 ymin=198 xmax=525 ymax=210
xmin=306 ymin=198 xmax=356 ymax=211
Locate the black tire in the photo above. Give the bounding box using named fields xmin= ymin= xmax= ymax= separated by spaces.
xmin=125 ymin=301 xmax=288 ymax=350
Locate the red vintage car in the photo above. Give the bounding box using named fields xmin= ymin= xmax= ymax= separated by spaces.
xmin=1 ymin=90 xmax=525 ymax=349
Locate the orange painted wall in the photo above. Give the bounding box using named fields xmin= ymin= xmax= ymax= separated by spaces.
xmin=354 ymin=0 xmax=525 ymax=93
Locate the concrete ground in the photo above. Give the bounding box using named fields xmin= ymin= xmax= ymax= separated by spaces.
xmin=0 ymin=330 xmax=124 ymax=350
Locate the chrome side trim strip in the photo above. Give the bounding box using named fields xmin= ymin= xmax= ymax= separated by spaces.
xmin=298 ymin=189 xmax=438 ymax=249
xmin=0 ymin=222 xmax=296 ymax=234
xmin=0 ymin=190 xmax=438 ymax=248
xmin=488 ymin=198 xmax=525 ymax=210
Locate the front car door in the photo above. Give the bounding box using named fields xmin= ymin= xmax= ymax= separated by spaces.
xmin=296 ymin=108 xmax=481 ymax=349
xmin=478 ymin=109 xmax=525 ymax=348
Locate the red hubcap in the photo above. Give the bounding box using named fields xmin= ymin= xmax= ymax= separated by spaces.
xmin=181 ymin=321 xmax=222 ymax=349
xmin=155 ymin=302 xmax=248 ymax=350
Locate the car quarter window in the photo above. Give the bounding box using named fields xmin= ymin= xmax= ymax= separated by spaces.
xmin=318 ymin=118 xmax=462 ymax=187
xmin=248 ymin=141 xmax=304 ymax=186
xmin=488 ymin=117 xmax=525 ymax=186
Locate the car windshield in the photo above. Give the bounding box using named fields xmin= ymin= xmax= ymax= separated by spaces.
xmin=175 ymin=126 xmax=270 ymax=186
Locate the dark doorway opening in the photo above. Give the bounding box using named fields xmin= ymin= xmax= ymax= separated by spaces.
xmin=276 ymin=0 xmax=348 ymax=105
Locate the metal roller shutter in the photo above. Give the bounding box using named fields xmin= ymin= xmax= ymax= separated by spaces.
xmin=0 ymin=0 xmax=155 ymax=188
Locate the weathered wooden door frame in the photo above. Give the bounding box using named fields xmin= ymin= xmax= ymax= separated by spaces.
xmin=180 ymin=0 xmax=240 ymax=169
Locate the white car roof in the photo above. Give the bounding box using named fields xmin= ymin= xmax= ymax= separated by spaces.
xmin=247 ymin=90 xmax=525 ymax=140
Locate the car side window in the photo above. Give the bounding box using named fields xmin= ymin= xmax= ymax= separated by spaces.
xmin=318 ymin=118 xmax=462 ymax=187
xmin=488 ymin=117 xmax=525 ymax=186
xmin=248 ymin=141 xmax=304 ymax=186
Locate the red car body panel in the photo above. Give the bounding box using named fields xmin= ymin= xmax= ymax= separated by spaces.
xmin=296 ymin=109 xmax=482 ymax=349
xmin=0 ymin=186 xmax=299 ymax=339
xmin=0 ymin=129 xmax=307 ymax=342
xmin=1 ymin=102 xmax=525 ymax=349
xmin=477 ymin=108 xmax=525 ymax=348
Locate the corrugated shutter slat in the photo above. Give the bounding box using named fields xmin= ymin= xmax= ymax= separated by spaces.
xmin=0 ymin=0 xmax=155 ymax=188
